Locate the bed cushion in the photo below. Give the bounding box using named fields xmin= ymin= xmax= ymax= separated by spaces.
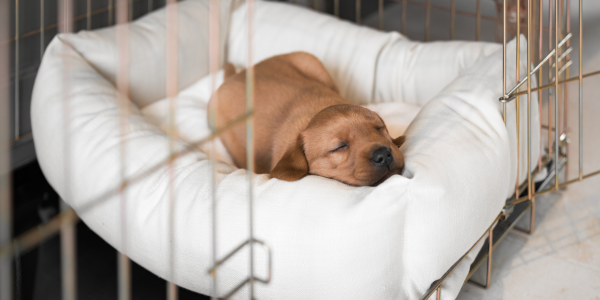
xmin=55 ymin=0 xmax=233 ymax=108
xmin=32 ymin=1 xmax=538 ymax=299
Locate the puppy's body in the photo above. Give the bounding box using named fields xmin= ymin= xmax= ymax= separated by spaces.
xmin=209 ymin=52 xmax=405 ymax=186
xmin=211 ymin=52 xmax=343 ymax=173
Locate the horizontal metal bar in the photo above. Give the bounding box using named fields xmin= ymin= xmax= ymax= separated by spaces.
xmin=466 ymin=230 xmax=493 ymax=289
xmin=208 ymin=238 xmax=271 ymax=300
xmin=219 ymin=278 xmax=250 ymax=300
xmin=500 ymin=33 xmax=572 ymax=102
xmin=541 ymin=124 xmax=557 ymax=131
xmin=550 ymin=60 xmax=573 ymax=82
xmin=3 ymin=0 xmax=150 ymax=44
xmin=512 ymin=170 xmax=564 ymax=208
xmin=509 ymin=155 xmax=595 ymax=207
xmin=0 ymin=208 xmax=78 ymax=259
xmin=208 ymin=239 xmax=271 ymax=282
xmin=209 ymin=241 xmax=250 ymax=277
xmin=388 ymin=0 xmax=549 ymax=31
xmin=513 ymin=69 xmax=600 ymax=98
xmin=420 ymin=213 xmax=502 ymax=300
xmin=508 ymin=156 xmax=567 ymax=206
xmin=551 ymin=47 xmax=573 ymax=68
xmin=504 ymin=156 xmax=551 ymax=206
xmin=8 ymin=132 xmax=32 ymax=147
xmin=466 ymin=201 xmax=531 ymax=282
xmin=560 ymin=169 xmax=600 ymax=187
xmin=532 ymin=186 xmax=556 ymax=197
xmin=1 ymin=111 xmax=253 ymax=259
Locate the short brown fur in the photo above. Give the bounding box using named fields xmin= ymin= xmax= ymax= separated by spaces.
xmin=208 ymin=52 xmax=405 ymax=186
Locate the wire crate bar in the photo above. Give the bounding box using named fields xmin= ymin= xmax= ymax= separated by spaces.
xmin=1 ymin=0 xmax=599 ymax=299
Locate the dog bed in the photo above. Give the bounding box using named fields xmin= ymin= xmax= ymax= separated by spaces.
xmin=31 ymin=0 xmax=539 ymax=299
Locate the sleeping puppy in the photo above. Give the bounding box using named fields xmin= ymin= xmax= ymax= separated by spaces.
xmin=208 ymin=52 xmax=405 ymax=186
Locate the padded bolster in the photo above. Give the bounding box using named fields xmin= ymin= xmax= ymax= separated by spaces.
xmin=31 ymin=0 xmax=539 ymax=299
xmin=228 ymin=1 xmax=501 ymax=107
xmin=59 ymin=0 xmax=233 ymax=108
xmin=374 ymin=39 xmax=501 ymax=105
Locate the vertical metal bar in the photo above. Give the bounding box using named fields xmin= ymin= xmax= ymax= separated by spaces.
xmin=334 ymin=0 xmax=339 ymax=17
xmin=166 ymin=0 xmax=178 ymax=298
xmin=476 ymin=0 xmax=480 ymax=41
xmin=525 ymin=1 xmax=535 ymax=234
xmin=13 ymin=245 xmax=19 ymax=300
xmin=378 ymin=0 xmax=383 ymax=30
xmin=515 ymin=0 xmax=521 ymax=199
xmin=14 ymin=0 xmax=20 ymax=140
xmin=356 ymin=0 xmax=361 ymax=25
xmin=401 ymin=0 xmax=407 ymax=35
xmin=117 ymin=254 xmax=131 ymax=300
xmin=109 ymin=0 xmax=114 ymax=25
xmin=538 ymin=0 xmax=543 ymax=171
xmin=486 ymin=230 xmax=493 ymax=289
xmin=41 ymin=0 xmax=45 ymax=58
xmin=60 ymin=201 xmax=76 ymax=300
xmin=436 ymin=286 xmax=441 ymax=300
xmin=247 ymin=0 xmax=255 ymax=297
xmin=529 ymin=197 xmax=536 ymax=233
xmin=129 ymin=0 xmax=133 ymax=22
xmin=116 ymin=0 xmax=131 ymax=299
xmin=563 ymin=0 xmax=570 ymax=181
xmin=167 ymin=276 xmax=177 ymax=299
xmin=527 ymin=0 xmax=532 ymax=201
xmin=557 ymin=0 xmax=562 ymax=136
xmin=450 ymin=0 xmax=455 ymax=40
xmin=555 ymin=0 xmax=559 ymax=189
xmin=561 ymin=0 xmax=567 ymax=134
xmin=87 ymin=0 xmax=91 ymax=30
xmin=208 ymin=0 xmax=219 ymax=298
xmin=59 ymin=0 xmax=76 ymax=299
xmin=548 ymin=0 xmax=553 ymax=157
xmin=578 ymin=0 xmax=583 ymax=181
xmin=0 ymin=0 xmax=12 ymax=297
xmin=425 ymin=0 xmax=430 ymax=41
xmin=503 ymin=0 xmax=507 ymax=124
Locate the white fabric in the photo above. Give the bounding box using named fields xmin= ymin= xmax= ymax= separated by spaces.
xmin=31 ymin=1 xmax=539 ymax=299
xmin=57 ymin=0 xmax=234 ymax=108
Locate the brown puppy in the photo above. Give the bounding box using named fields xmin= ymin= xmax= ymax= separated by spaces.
xmin=208 ymin=52 xmax=405 ymax=186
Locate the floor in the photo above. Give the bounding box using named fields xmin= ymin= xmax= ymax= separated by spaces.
xmin=364 ymin=2 xmax=600 ymax=298
xmin=457 ymin=176 xmax=600 ymax=300
xmin=457 ymin=10 xmax=600 ymax=299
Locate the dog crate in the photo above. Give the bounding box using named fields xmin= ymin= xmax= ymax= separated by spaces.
xmin=1 ymin=0 xmax=599 ymax=299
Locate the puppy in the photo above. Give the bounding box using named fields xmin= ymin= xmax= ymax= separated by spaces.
xmin=208 ymin=52 xmax=405 ymax=186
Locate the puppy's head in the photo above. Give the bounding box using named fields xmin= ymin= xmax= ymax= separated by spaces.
xmin=271 ymin=104 xmax=406 ymax=186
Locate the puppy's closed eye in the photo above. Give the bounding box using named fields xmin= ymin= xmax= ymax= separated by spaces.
xmin=330 ymin=143 xmax=348 ymax=153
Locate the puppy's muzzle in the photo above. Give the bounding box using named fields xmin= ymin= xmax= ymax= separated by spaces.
xmin=372 ymin=146 xmax=393 ymax=168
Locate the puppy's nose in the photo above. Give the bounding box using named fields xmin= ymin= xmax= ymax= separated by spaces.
xmin=372 ymin=146 xmax=392 ymax=167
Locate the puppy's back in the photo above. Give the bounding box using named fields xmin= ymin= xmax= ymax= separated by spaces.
xmin=208 ymin=52 xmax=344 ymax=173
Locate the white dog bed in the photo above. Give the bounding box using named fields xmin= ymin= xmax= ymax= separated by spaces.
xmin=31 ymin=0 xmax=539 ymax=299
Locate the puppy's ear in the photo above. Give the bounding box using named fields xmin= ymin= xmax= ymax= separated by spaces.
xmin=393 ymin=136 xmax=406 ymax=148
xmin=224 ymin=63 xmax=237 ymax=79
xmin=271 ymin=136 xmax=308 ymax=181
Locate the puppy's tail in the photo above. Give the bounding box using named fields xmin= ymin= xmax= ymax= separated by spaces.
xmin=224 ymin=63 xmax=237 ymax=79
